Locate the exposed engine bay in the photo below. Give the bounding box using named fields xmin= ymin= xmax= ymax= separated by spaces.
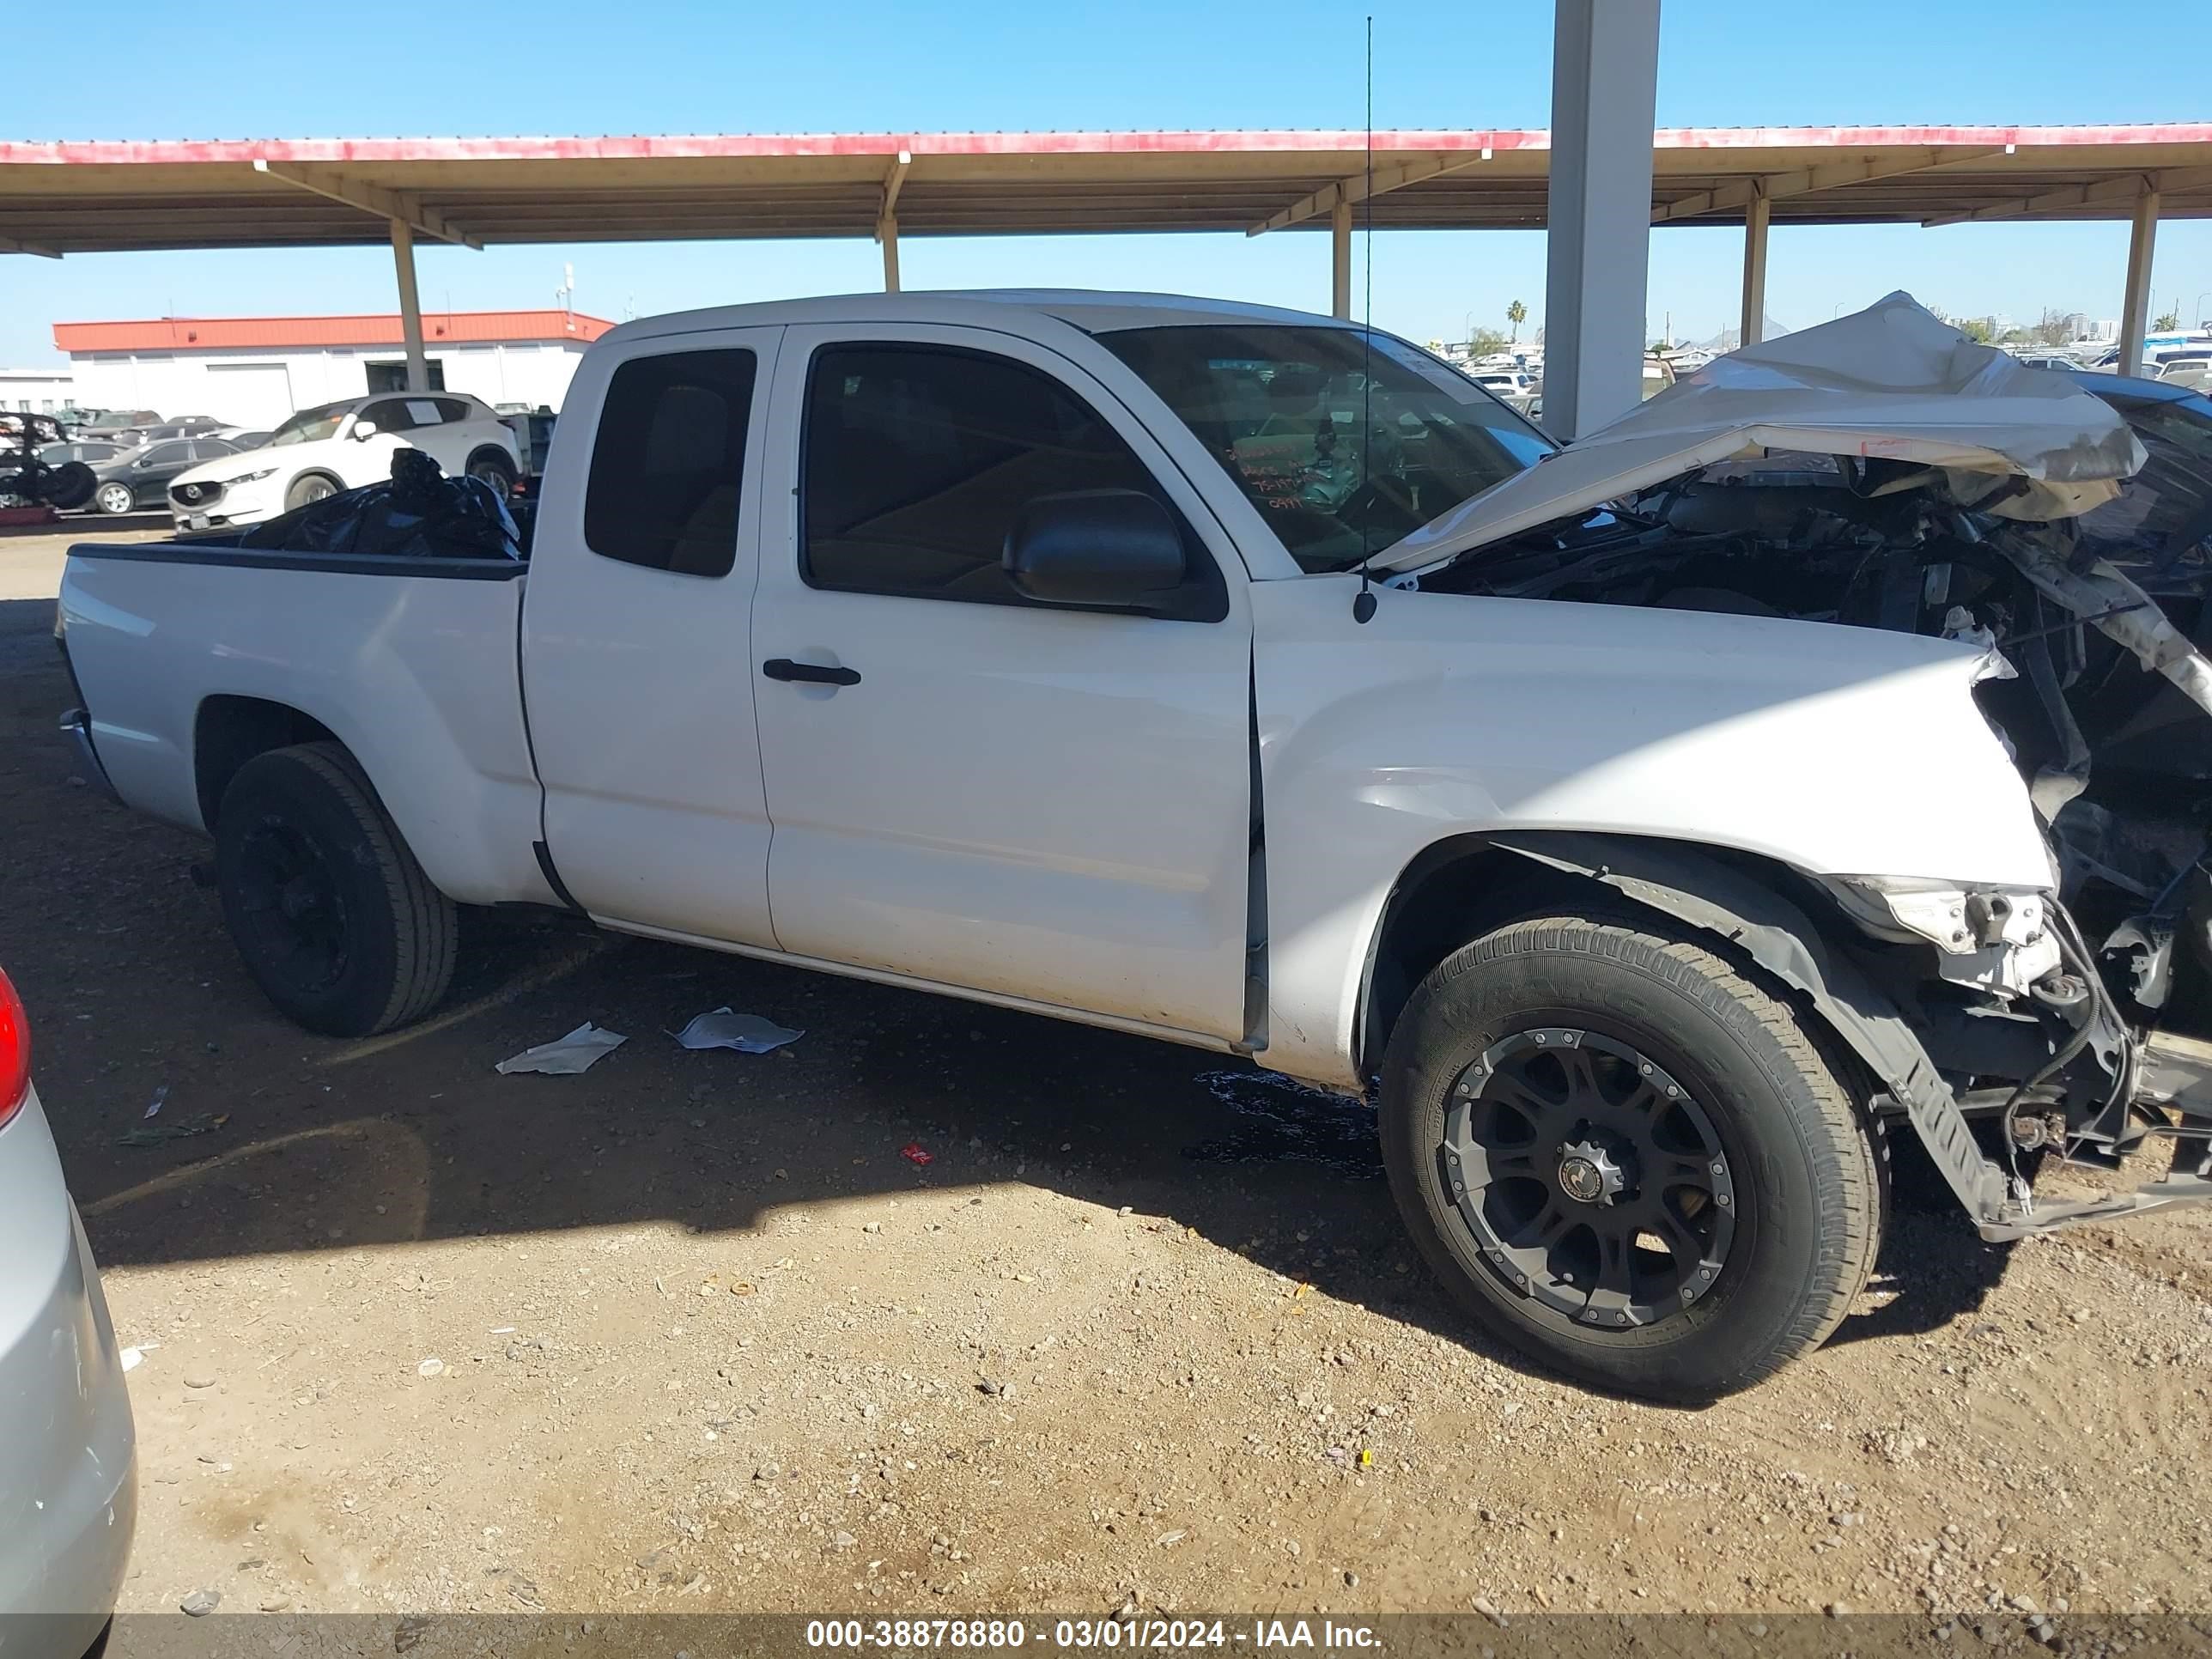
xmin=1412 ymin=404 xmax=2212 ymax=1205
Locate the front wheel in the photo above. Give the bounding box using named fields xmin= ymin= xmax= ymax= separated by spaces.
xmin=1380 ymin=909 xmax=1885 ymax=1402
xmin=213 ymin=742 xmax=458 ymax=1036
xmin=284 ymin=473 xmax=337 ymax=511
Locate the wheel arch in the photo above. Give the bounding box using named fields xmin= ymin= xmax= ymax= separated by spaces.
xmin=1356 ymin=829 xmax=2008 ymax=1224
xmin=193 ymin=695 xmax=338 ymax=831
xmin=465 ymin=443 xmax=515 ymax=477
xmin=285 ymin=466 xmax=345 ymax=500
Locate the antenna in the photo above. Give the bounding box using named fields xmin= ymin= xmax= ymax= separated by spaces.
xmin=1352 ymin=14 xmax=1379 ymax=625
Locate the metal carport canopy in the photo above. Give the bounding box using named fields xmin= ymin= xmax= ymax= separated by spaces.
xmin=3 ymin=125 xmax=2211 ymax=256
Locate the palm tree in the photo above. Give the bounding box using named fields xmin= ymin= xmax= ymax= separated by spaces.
xmin=1506 ymin=299 xmax=1527 ymax=343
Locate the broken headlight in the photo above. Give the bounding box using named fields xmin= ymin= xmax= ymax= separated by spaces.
xmin=1821 ymin=875 xmax=2062 ymax=1000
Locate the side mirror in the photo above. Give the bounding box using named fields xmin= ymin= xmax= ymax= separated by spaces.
xmin=1005 ymin=489 xmax=1186 ymax=611
xmin=352 ymin=420 xmax=380 ymax=440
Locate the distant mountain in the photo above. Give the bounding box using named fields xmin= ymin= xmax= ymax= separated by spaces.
xmin=1693 ymin=315 xmax=1790 ymax=353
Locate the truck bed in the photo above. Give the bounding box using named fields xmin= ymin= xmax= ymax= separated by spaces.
xmin=59 ymin=538 xmax=552 ymax=908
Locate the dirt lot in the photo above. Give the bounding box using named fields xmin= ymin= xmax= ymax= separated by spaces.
xmin=5 ymin=539 xmax=2209 ymax=1635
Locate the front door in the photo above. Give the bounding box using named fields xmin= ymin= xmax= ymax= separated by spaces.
xmin=523 ymin=326 xmax=785 ymax=944
xmin=749 ymin=325 xmax=1255 ymax=1041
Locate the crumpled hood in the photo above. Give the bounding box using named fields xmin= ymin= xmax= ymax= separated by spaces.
xmin=1376 ymin=290 xmax=2148 ymax=573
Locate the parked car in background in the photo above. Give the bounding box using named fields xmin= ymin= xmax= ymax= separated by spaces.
xmin=500 ymin=406 xmax=557 ymax=487
xmin=165 ymin=392 xmax=520 ymax=530
xmin=1471 ymin=368 xmax=1537 ymax=411
xmin=0 ymin=963 xmax=137 ymax=1658
xmin=40 ymin=441 xmax=128 ymax=468
xmin=59 ymin=289 xmax=2212 ymax=1401
xmin=134 ymin=417 xmax=222 ymax=444
xmin=76 ymin=410 xmax=161 ymax=441
xmin=86 ymin=436 xmax=241 ymax=515
xmin=214 ymin=428 xmax=271 ymax=450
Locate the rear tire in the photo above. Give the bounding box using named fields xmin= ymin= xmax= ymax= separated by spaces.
xmin=213 ymin=742 xmax=457 ymax=1036
xmin=284 ymin=473 xmax=338 ymax=511
xmin=46 ymin=460 xmax=96 ymax=511
xmin=466 ymin=452 xmax=517 ymax=496
xmin=94 ymin=481 xmax=134 ymax=515
xmin=1379 ymin=908 xmax=1885 ymax=1402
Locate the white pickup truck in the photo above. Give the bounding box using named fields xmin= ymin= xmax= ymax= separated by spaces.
xmin=58 ymin=290 xmax=2211 ymax=1401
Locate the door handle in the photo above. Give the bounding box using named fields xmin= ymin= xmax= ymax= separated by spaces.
xmin=762 ymin=658 xmax=861 ymax=687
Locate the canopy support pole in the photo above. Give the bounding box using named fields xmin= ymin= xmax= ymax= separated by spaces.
xmin=1740 ymin=191 xmax=1770 ymax=348
xmin=390 ymin=219 xmax=429 ymax=393
xmin=1331 ymin=198 xmax=1352 ymax=320
xmin=2118 ymin=191 xmax=2160 ymax=379
xmin=1540 ymin=0 xmax=1660 ymax=438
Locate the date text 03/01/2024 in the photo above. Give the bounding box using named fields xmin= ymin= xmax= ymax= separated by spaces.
xmin=803 ymin=1618 xmax=1382 ymax=1650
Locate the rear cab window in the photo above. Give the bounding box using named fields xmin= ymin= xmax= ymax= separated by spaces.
xmin=582 ymin=348 xmax=759 ymax=578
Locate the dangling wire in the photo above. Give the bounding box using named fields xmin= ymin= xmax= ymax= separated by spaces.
xmin=1352 ymin=14 xmax=1379 ymax=625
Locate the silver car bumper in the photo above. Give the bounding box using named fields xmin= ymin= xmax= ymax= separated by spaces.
xmin=0 ymin=1086 xmax=137 ymax=1656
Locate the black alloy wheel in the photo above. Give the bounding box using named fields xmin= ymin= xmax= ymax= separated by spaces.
xmin=1443 ymin=1026 xmax=1735 ymax=1328
xmin=229 ymin=817 xmax=353 ymax=1000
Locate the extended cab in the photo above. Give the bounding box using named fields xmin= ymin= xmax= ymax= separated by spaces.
xmin=166 ymin=392 xmax=519 ymax=529
xmin=58 ymin=292 xmax=2212 ymax=1401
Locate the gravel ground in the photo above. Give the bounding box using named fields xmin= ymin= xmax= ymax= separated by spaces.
xmin=4 ymin=558 xmax=2208 ymax=1637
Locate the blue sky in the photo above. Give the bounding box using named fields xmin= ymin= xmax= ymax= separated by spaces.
xmin=3 ymin=0 xmax=2207 ymax=363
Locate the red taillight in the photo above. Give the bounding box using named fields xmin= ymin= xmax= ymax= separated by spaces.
xmin=0 ymin=966 xmax=28 ymax=1128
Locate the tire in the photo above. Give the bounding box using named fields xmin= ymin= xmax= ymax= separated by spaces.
xmin=94 ymin=480 xmax=135 ymax=515
xmin=466 ymin=452 xmax=517 ymax=495
xmin=1379 ymin=908 xmax=1885 ymax=1402
xmin=284 ymin=473 xmax=338 ymax=511
xmin=45 ymin=460 xmax=96 ymax=511
xmin=212 ymin=742 xmax=458 ymax=1036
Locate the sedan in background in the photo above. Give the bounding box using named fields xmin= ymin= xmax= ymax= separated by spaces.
xmin=39 ymin=441 xmax=128 ymax=469
xmin=0 ymin=964 xmax=137 ymax=1658
xmin=85 ymin=436 xmax=240 ymax=515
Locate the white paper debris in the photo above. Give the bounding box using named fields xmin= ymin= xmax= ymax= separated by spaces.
xmin=670 ymin=1007 xmax=805 ymax=1054
xmin=143 ymin=1084 xmax=169 ymax=1120
xmin=495 ymin=1021 xmax=628 ymax=1076
xmin=118 ymin=1346 xmax=143 ymax=1373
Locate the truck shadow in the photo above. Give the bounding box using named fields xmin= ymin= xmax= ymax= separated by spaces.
xmin=58 ymin=911 xmax=2012 ymax=1397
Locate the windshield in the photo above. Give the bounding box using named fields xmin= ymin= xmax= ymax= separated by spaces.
xmin=2075 ymin=390 xmax=2212 ymax=572
xmin=1099 ymin=324 xmax=1553 ymax=572
xmin=268 ymin=401 xmax=351 ymax=447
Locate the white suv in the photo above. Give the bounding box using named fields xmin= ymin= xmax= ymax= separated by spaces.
xmin=167 ymin=392 xmax=520 ymax=530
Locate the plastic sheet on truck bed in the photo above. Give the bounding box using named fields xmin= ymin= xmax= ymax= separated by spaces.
xmin=237 ymin=447 xmax=524 ymax=562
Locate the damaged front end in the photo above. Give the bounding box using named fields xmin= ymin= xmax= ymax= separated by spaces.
xmin=1387 ymin=296 xmax=2212 ymax=1237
